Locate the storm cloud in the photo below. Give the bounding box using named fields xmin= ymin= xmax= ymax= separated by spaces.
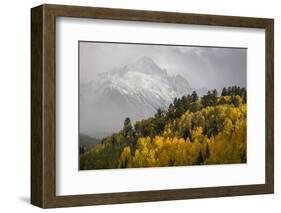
xmin=79 ymin=41 xmax=246 ymax=91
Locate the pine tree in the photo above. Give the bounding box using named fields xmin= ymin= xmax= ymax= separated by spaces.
xmin=221 ymin=87 xmax=227 ymax=96
xmin=123 ymin=117 xmax=133 ymax=138
xmin=196 ymin=150 xmax=204 ymax=165
xmin=191 ymin=91 xmax=199 ymax=102
xmin=155 ymin=108 xmax=166 ymax=134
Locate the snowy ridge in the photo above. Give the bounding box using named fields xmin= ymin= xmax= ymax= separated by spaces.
xmin=80 ymin=57 xmax=193 ymax=137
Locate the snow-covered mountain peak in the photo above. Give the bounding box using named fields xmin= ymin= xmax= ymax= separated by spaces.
xmin=80 ymin=57 xmax=193 ymax=137
xmin=132 ymin=56 xmax=159 ymax=69
xmin=127 ymin=56 xmax=165 ymax=76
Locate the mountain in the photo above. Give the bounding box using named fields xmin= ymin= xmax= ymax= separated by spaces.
xmin=79 ymin=134 xmax=101 ymax=151
xmin=80 ymin=56 xmax=193 ymax=137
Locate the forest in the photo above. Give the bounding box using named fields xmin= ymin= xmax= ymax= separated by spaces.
xmin=79 ymin=86 xmax=247 ymax=170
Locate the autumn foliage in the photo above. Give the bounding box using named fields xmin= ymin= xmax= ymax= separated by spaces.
xmin=80 ymin=86 xmax=247 ymax=170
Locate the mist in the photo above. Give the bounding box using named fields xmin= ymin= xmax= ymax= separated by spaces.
xmin=79 ymin=41 xmax=246 ymax=91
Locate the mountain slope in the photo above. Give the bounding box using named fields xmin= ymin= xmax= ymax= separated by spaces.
xmin=79 ymin=88 xmax=247 ymax=170
xmin=79 ymin=134 xmax=101 ymax=150
xmin=80 ymin=56 xmax=192 ymax=137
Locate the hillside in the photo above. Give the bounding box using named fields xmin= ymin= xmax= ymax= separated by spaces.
xmin=80 ymin=86 xmax=247 ymax=170
xmin=79 ymin=134 xmax=101 ymax=154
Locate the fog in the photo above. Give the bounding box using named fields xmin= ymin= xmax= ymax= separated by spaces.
xmin=80 ymin=41 xmax=246 ymax=91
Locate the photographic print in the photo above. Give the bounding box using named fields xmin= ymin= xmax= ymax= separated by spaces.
xmin=79 ymin=41 xmax=247 ymax=170
xmin=31 ymin=5 xmax=274 ymax=207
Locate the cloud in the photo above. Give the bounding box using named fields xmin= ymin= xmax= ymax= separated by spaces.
xmin=79 ymin=42 xmax=246 ymax=91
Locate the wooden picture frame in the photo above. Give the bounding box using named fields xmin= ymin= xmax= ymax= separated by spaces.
xmin=31 ymin=4 xmax=274 ymax=208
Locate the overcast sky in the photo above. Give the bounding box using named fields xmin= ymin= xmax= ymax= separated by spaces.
xmin=79 ymin=42 xmax=246 ymax=90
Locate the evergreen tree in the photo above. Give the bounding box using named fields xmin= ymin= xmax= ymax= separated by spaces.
xmin=221 ymin=87 xmax=227 ymax=96
xmin=154 ymin=108 xmax=166 ymax=134
xmin=191 ymin=91 xmax=199 ymax=102
xmin=241 ymin=87 xmax=247 ymax=103
xmin=196 ymin=150 xmax=204 ymax=165
xmin=123 ymin=117 xmax=133 ymax=138
xmin=212 ymin=89 xmax=218 ymax=98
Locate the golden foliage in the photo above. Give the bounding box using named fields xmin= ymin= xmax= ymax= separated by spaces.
xmin=119 ymin=103 xmax=246 ymax=167
xmin=118 ymin=146 xmax=131 ymax=168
